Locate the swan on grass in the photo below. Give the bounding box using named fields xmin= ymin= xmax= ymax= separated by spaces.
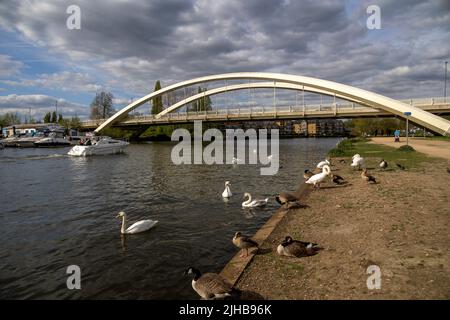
xmin=305 ymin=165 xmax=331 ymax=189
xmin=351 ymin=154 xmax=365 ymax=170
xmin=316 ymin=159 xmax=330 ymax=169
xmin=242 ymin=192 xmax=269 ymax=208
xmin=222 ymin=181 xmax=232 ymax=198
xmin=116 ymin=211 xmax=158 ymax=235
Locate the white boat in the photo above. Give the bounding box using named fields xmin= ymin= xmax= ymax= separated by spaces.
xmin=67 ymin=137 xmax=129 ymax=156
xmin=34 ymin=131 xmax=71 ymax=147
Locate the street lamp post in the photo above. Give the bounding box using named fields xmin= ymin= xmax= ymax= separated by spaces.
xmin=404 ymin=112 xmax=411 ymax=146
xmin=444 ymin=61 xmax=448 ymax=102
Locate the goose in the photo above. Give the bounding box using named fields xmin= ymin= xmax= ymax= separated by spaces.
xmin=338 ymin=159 xmax=346 ymax=164
xmin=379 ymin=159 xmax=388 ymax=170
xmin=275 ymin=192 xmax=301 ymax=208
xmin=305 ymin=165 xmax=331 ymax=189
xmin=116 ymin=211 xmax=158 ymax=235
xmin=276 ymin=236 xmax=320 ymax=257
xmin=330 ymin=174 xmax=346 ymax=185
xmin=351 ymin=154 xmax=365 ymax=170
xmin=222 ymin=181 xmax=232 ymax=198
xmin=303 ymin=169 xmax=313 ymax=180
xmin=361 ymin=169 xmax=377 ymax=183
xmin=184 ymin=267 xmax=238 ymax=300
xmin=316 ymin=159 xmax=330 ymax=169
xmin=396 ymin=163 xmax=406 ymax=170
xmin=232 ymin=232 xmax=259 ymax=257
xmin=242 ymin=192 xmax=269 ymax=208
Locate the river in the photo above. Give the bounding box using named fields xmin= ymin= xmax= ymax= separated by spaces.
xmin=0 ymin=138 xmax=339 ymax=299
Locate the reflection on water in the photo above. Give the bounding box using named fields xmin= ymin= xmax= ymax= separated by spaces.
xmin=0 ymin=138 xmax=339 ymax=299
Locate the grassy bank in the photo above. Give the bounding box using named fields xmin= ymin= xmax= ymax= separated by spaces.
xmin=235 ymin=139 xmax=450 ymax=299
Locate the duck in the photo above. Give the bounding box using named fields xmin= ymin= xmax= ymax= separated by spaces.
xmin=379 ymin=159 xmax=388 ymax=170
xmin=275 ymin=192 xmax=301 ymax=208
xmin=330 ymin=174 xmax=346 ymax=185
xmin=276 ymin=236 xmax=320 ymax=258
xmin=396 ymin=163 xmax=406 ymax=170
xmin=232 ymin=232 xmax=259 ymax=257
xmin=184 ymin=267 xmax=239 ymax=300
xmin=305 ymin=164 xmax=331 ymax=189
xmin=242 ymin=192 xmax=269 ymax=208
xmin=116 ymin=211 xmax=158 ymax=235
xmin=303 ymin=169 xmax=314 ymax=180
xmin=222 ymin=181 xmax=232 ymax=198
xmin=316 ymin=159 xmax=330 ymax=169
xmin=361 ymin=169 xmax=377 ymax=183
xmin=351 ymin=154 xmax=365 ymax=170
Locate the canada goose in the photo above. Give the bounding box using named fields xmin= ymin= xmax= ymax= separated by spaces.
xmin=184 ymin=267 xmax=237 ymax=299
xmin=351 ymin=154 xmax=365 ymax=170
xmin=305 ymin=165 xmax=331 ymax=189
xmin=242 ymin=193 xmax=269 ymax=208
xmin=361 ymin=169 xmax=377 ymax=183
xmin=379 ymin=159 xmax=388 ymax=170
xmin=303 ymin=169 xmax=314 ymax=180
xmin=275 ymin=192 xmax=301 ymax=208
xmin=330 ymin=174 xmax=345 ymax=185
xmin=396 ymin=163 xmax=406 ymax=170
xmin=222 ymin=181 xmax=232 ymax=198
xmin=116 ymin=211 xmax=158 ymax=234
xmin=316 ymin=159 xmax=330 ymax=169
xmin=232 ymin=232 xmax=258 ymax=257
xmin=276 ymin=236 xmax=320 ymax=257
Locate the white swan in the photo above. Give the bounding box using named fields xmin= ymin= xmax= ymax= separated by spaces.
xmin=267 ymin=155 xmax=273 ymax=160
xmin=232 ymin=157 xmax=240 ymax=164
xmin=222 ymin=181 xmax=232 ymax=198
xmin=351 ymin=154 xmax=365 ymax=170
xmin=316 ymin=159 xmax=330 ymax=168
xmin=116 ymin=211 xmax=158 ymax=235
xmin=242 ymin=192 xmax=269 ymax=208
xmin=305 ymin=164 xmax=331 ymax=189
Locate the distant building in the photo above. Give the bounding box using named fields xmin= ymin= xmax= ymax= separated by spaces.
xmin=2 ymin=123 xmax=66 ymax=137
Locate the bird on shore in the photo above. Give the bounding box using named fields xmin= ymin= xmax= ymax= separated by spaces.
xmin=184 ymin=267 xmax=239 ymax=300
xmin=231 ymin=157 xmax=240 ymax=164
xmin=316 ymin=159 xmax=330 ymax=169
xmin=305 ymin=165 xmax=331 ymax=189
xmin=116 ymin=211 xmax=158 ymax=235
xmin=338 ymin=159 xmax=346 ymax=164
xmin=222 ymin=181 xmax=232 ymax=198
xmin=276 ymin=236 xmax=321 ymax=258
xmin=242 ymin=193 xmax=269 ymax=208
xmin=396 ymin=163 xmax=406 ymax=171
xmin=379 ymin=159 xmax=388 ymax=170
xmin=233 ymin=232 xmax=259 ymax=257
xmin=303 ymin=169 xmax=314 ymax=180
xmin=330 ymin=174 xmax=346 ymax=185
xmin=361 ymin=169 xmax=377 ymax=184
xmin=351 ymin=154 xmax=365 ymax=170
xmin=275 ymin=192 xmax=301 ymax=209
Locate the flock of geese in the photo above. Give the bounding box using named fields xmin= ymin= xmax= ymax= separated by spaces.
xmin=115 ymin=152 xmax=394 ymax=299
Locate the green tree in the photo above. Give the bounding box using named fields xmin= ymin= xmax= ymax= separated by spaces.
xmin=51 ymin=111 xmax=57 ymax=123
xmin=151 ymin=80 xmax=164 ymax=114
xmin=58 ymin=113 xmax=63 ymax=123
xmin=43 ymin=112 xmax=51 ymax=123
xmin=70 ymin=116 xmax=82 ymax=129
xmin=90 ymin=91 xmax=115 ymax=119
xmin=0 ymin=112 xmax=21 ymax=127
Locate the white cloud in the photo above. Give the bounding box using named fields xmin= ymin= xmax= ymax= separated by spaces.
xmin=0 ymin=54 xmax=24 ymax=78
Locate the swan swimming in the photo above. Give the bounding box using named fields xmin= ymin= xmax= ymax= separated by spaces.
xmin=116 ymin=211 xmax=158 ymax=235
xmin=305 ymin=165 xmax=331 ymax=189
xmin=242 ymin=192 xmax=269 ymax=208
xmin=222 ymin=181 xmax=232 ymax=198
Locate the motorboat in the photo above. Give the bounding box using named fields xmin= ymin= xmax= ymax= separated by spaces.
xmin=34 ymin=131 xmax=71 ymax=147
xmin=67 ymin=137 xmax=129 ymax=156
xmin=16 ymin=133 xmax=45 ymax=147
xmin=1 ymin=135 xmax=21 ymax=147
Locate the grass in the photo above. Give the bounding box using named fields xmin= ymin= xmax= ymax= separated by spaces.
xmin=328 ymin=137 xmax=440 ymax=170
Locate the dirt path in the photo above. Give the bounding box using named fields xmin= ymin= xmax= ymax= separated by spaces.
xmin=236 ymin=156 xmax=450 ymax=299
xmin=370 ymin=137 xmax=450 ymax=160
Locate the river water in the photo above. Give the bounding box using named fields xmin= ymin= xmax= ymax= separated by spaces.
xmin=0 ymin=138 xmax=339 ymax=299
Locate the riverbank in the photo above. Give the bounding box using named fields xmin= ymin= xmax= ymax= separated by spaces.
xmin=231 ymin=138 xmax=450 ymax=299
xmin=370 ymin=137 xmax=450 ymax=160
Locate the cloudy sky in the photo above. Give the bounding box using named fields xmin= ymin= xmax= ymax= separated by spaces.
xmin=0 ymin=0 xmax=449 ymax=120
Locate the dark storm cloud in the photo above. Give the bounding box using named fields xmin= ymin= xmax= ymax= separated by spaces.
xmin=0 ymin=0 xmax=449 ymax=105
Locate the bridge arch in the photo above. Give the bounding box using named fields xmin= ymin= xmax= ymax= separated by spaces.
xmin=95 ymin=72 xmax=450 ymax=136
